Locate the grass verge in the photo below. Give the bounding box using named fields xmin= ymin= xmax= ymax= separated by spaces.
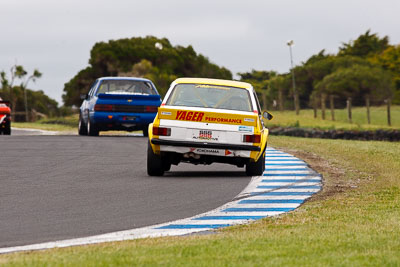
xmin=1 ymin=136 xmax=399 ymax=266
xmin=12 ymin=115 xmax=79 ymax=132
xmin=266 ymin=105 xmax=400 ymax=130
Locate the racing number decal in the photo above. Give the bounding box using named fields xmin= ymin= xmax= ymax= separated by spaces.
xmin=193 ymin=130 xmax=218 ymax=141
xmin=160 ymin=108 xmax=256 ymax=126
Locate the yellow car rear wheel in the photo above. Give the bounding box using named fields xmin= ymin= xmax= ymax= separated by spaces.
xmin=147 ymin=141 xmax=165 ymax=176
xmin=245 ymin=146 xmax=266 ymax=176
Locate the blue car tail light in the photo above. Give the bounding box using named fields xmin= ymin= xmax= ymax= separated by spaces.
xmin=145 ymin=106 xmax=158 ymax=113
xmin=94 ymin=104 xmax=158 ymax=113
xmin=94 ymin=104 xmax=113 ymax=111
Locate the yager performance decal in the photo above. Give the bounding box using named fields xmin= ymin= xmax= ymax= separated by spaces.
xmin=159 ymin=108 xmax=257 ymax=126
xmin=204 ymin=116 xmax=242 ymax=124
xmin=174 ymin=111 xmax=242 ymax=124
xmin=175 ymin=110 xmax=204 ymax=121
xmin=174 ymin=110 xmax=242 ymax=124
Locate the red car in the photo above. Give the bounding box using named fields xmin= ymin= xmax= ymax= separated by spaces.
xmin=0 ymin=98 xmax=11 ymax=135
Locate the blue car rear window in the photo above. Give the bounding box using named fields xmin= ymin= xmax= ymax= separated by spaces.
xmin=96 ymin=80 xmax=157 ymax=95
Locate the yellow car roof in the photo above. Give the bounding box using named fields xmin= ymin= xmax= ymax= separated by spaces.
xmin=174 ymin=78 xmax=252 ymax=90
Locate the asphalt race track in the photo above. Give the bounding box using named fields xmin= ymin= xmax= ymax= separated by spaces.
xmin=0 ymin=134 xmax=251 ymax=248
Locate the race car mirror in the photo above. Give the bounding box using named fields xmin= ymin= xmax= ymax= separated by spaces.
xmin=263 ymin=111 xmax=273 ymax=120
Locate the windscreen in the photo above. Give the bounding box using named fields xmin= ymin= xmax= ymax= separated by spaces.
xmin=96 ymin=80 xmax=157 ymax=95
xmin=0 ymin=98 xmax=9 ymax=108
xmin=166 ymin=84 xmax=253 ymax=112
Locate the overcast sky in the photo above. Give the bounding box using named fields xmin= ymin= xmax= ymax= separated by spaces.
xmin=1 ymin=0 xmax=399 ymax=105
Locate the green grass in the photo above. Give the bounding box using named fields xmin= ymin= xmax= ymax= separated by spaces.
xmin=11 ymin=106 xmax=400 ymax=133
xmin=1 ymin=136 xmax=400 ymax=266
xmin=12 ymin=114 xmax=79 ymax=132
xmin=266 ymin=105 xmax=400 ymax=130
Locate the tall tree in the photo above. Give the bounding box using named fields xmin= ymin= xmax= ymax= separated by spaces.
xmin=316 ymin=65 xmax=393 ymax=103
xmin=0 ymin=65 xmax=42 ymax=119
xmin=267 ymin=75 xmax=291 ymax=111
xmin=1 ymin=71 xmax=58 ymax=120
xmin=369 ymin=45 xmax=400 ymax=104
xmin=20 ymin=69 xmax=42 ymax=121
xmin=238 ymin=70 xmax=277 ymax=109
xmin=63 ymin=36 xmax=232 ymax=106
xmin=315 ymin=65 xmax=394 ymax=121
xmin=338 ymin=30 xmax=389 ymax=57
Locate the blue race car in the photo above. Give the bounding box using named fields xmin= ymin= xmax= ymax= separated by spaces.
xmin=78 ymin=77 xmax=162 ymax=136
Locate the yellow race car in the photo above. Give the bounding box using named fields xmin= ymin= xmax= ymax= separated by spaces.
xmin=147 ymin=78 xmax=272 ymax=176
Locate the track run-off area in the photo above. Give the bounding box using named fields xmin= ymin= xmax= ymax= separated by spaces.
xmin=0 ymin=131 xmax=321 ymax=254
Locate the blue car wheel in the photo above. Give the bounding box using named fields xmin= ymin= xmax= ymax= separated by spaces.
xmin=87 ymin=114 xmax=99 ymax=136
xmin=78 ymin=113 xmax=88 ymax=136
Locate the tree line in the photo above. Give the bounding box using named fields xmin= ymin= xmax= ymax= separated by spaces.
xmin=65 ymin=31 xmax=399 ymax=114
xmin=240 ymin=30 xmax=400 ymax=115
xmin=2 ymin=31 xmax=399 ymax=122
xmin=62 ymin=36 xmax=232 ymax=107
xmin=0 ymin=66 xmax=62 ymax=121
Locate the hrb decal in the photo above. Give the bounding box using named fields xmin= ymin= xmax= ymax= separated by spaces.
xmin=199 ymin=130 xmax=212 ymax=140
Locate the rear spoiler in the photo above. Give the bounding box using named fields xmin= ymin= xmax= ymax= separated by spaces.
xmin=97 ymin=93 xmax=161 ymax=101
xmin=0 ymin=100 xmax=10 ymax=106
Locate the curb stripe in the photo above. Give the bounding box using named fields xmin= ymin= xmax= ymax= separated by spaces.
xmin=264 ymin=156 xmax=295 ymax=158
xmin=267 ymin=168 xmax=308 ymax=172
xmin=263 ymin=173 xmax=314 ymax=177
xmin=257 ymin=185 xmax=321 ymax=189
xmin=223 ymin=208 xmax=294 ymax=212
xmin=266 ymin=163 xmax=307 ymax=166
xmin=157 ymin=224 xmax=230 ymax=229
xmin=261 ymin=179 xmax=321 ymax=183
xmin=194 ymin=216 xmax=264 ymax=220
xmin=239 ymin=199 xmax=304 ymax=204
xmin=251 ymin=192 xmax=315 ymax=196
xmin=267 ymin=159 xmax=303 ymax=162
